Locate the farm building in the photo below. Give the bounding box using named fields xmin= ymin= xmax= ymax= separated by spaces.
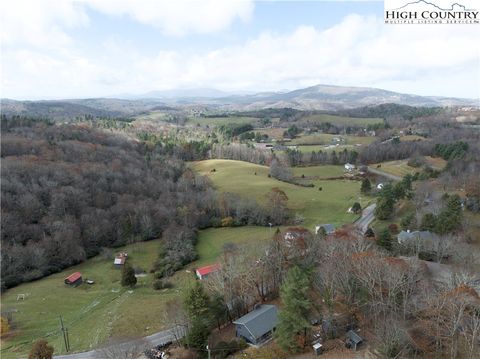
xmin=114 ymin=252 xmax=128 ymax=267
xmin=344 ymin=163 xmax=355 ymax=172
xmin=195 ymin=263 xmax=221 ymax=280
xmin=315 ymin=224 xmax=335 ymax=235
xmin=345 ymin=330 xmax=363 ymax=350
xmin=233 ymin=304 xmax=278 ymax=345
xmin=64 ymin=272 xmax=82 ymax=287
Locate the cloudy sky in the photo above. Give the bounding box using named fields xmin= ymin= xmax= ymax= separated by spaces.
xmin=1 ymin=0 xmax=479 ymax=100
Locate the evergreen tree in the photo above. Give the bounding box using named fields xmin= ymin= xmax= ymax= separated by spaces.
xmin=360 ymin=178 xmax=371 ymax=194
xmin=185 ymin=317 xmax=210 ymax=352
xmin=351 ymin=202 xmax=362 ymax=214
xmin=420 ymin=213 xmax=437 ymax=232
xmin=375 ymin=196 xmax=394 ymax=220
xmin=274 ymin=266 xmax=312 ymax=352
xmin=377 ymin=228 xmax=393 ymax=250
xmin=121 ymin=263 xmax=137 ymax=288
xmin=183 ymin=281 xmax=211 ymax=320
xmin=183 ymin=282 xmax=212 ymax=354
xmin=400 ymin=212 xmax=415 ymax=231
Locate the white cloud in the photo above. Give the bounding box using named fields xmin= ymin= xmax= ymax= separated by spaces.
xmin=1 ymin=7 xmax=479 ymax=99
xmin=0 ymin=0 xmax=88 ymax=49
xmin=81 ymin=0 xmax=254 ymax=36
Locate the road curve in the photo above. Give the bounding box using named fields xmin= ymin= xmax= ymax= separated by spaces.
xmin=355 ymin=203 xmax=377 ymax=233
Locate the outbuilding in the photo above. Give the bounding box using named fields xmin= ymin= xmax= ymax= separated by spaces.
xmin=114 ymin=252 xmax=128 ymax=267
xmin=195 ymin=263 xmax=221 ymax=280
xmin=345 ymin=330 xmax=363 ymax=351
xmin=233 ymin=305 xmax=278 ymax=345
xmin=315 ymin=224 xmax=335 ymax=235
xmin=64 ymin=272 xmax=83 ymax=287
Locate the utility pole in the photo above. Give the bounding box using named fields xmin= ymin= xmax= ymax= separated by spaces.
xmin=206 ymin=345 xmax=211 ymax=359
xmin=59 ymin=315 xmax=69 ymax=352
xmin=65 ymin=327 xmax=71 ymax=352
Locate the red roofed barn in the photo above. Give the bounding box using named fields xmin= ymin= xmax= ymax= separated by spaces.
xmin=65 ymin=272 xmax=83 ymax=287
xmin=196 ymin=263 xmax=221 ymax=280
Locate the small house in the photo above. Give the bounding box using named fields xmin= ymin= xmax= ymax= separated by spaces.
xmin=344 ymin=163 xmax=355 ymax=172
xmin=195 ymin=263 xmax=221 ymax=280
xmin=233 ymin=304 xmax=278 ymax=345
xmin=397 ymin=230 xmax=436 ymax=245
xmin=315 ymin=224 xmax=335 ymax=235
xmin=345 ymin=330 xmax=363 ymax=351
xmin=64 ymin=272 xmax=82 ymax=287
xmin=114 ymin=252 xmax=128 ymax=267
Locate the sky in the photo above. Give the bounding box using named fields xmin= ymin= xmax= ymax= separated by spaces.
xmin=1 ymin=0 xmax=479 ymax=100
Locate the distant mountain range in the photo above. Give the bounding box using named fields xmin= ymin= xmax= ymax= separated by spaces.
xmin=2 ymin=84 xmax=477 ymax=118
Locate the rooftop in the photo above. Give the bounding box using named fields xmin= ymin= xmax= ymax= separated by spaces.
xmin=196 ymin=263 xmax=221 ymax=276
xmin=65 ymin=272 xmax=82 ymax=282
xmin=233 ymin=304 xmax=278 ymax=339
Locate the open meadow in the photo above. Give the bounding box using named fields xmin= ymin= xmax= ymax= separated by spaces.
xmin=0 ymin=241 xmax=184 ymax=358
xmin=301 ymin=114 xmax=383 ymax=127
xmin=191 ymin=159 xmax=368 ymax=228
xmin=291 ymin=133 xmax=376 ymax=146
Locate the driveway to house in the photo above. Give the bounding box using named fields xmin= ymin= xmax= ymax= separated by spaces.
xmin=367 ymin=167 xmax=402 ymax=182
xmin=355 ymin=203 xmax=377 ymax=233
xmin=54 ymin=326 xmax=185 ymax=359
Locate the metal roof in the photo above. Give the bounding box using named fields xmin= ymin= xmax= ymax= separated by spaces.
xmin=233 ymin=305 xmax=278 ymax=339
xmin=65 ymin=272 xmax=82 ymax=283
xmin=346 ymin=330 xmax=363 ymax=344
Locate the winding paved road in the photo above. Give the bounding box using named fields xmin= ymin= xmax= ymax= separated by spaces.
xmin=355 ymin=203 xmax=377 ymax=233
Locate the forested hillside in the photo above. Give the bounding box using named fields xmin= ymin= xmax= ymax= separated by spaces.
xmin=0 ymin=117 xmax=270 ymax=290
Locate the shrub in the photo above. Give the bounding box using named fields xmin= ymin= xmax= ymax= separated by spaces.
xmin=220 ymin=216 xmax=234 ymax=227
xmin=388 ymin=223 xmax=399 ymax=234
xmin=153 ymin=279 xmax=173 ymax=290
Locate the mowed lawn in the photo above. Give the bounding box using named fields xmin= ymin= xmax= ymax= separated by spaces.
xmin=0 ymin=241 xmax=187 ymax=358
xmin=187 ymin=116 xmax=258 ymax=126
xmin=191 ymin=159 xmax=366 ymax=228
xmin=196 ymin=226 xmax=273 ymax=266
xmin=291 ymin=133 xmax=376 ymax=146
xmin=372 ymin=156 xmax=447 ymax=178
xmin=301 ymin=114 xmax=383 ymax=127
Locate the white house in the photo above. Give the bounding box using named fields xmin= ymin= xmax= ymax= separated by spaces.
xmin=344 ymin=163 xmax=355 ymax=172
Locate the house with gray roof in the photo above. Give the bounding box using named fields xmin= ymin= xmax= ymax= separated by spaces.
xmin=315 ymin=224 xmax=335 ymax=235
xmin=397 ymin=230 xmax=436 ymax=245
xmin=233 ymin=304 xmax=278 ymax=345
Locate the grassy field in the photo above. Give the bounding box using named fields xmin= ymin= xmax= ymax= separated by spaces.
xmin=372 ymin=160 xmax=418 ymax=177
xmin=187 ymin=116 xmax=259 ymax=126
xmin=291 ymin=133 xmax=375 ymax=146
xmin=0 ymin=241 xmax=190 ymax=358
xmin=372 ymin=156 xmax=447 ymax=178
xmin=291 ymin=165 xmax=345 ymax=178
xmin=196 ymin=226 xmax=273 ymax=266
xmin=1 ymin=226 xmax=281 ymax=358
xmin=191 ymin=159 xmax=367 ymax=228
xmin=302 ymin=114 xmax=383 ymax=127
xmin=293 ymin=144 xmax=356 ymax=153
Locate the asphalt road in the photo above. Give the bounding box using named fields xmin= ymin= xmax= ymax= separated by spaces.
xmin=54 ymin=326 xmax=185 ymax=359
xmin=355 ymin=203 xmax=377 ymax=233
